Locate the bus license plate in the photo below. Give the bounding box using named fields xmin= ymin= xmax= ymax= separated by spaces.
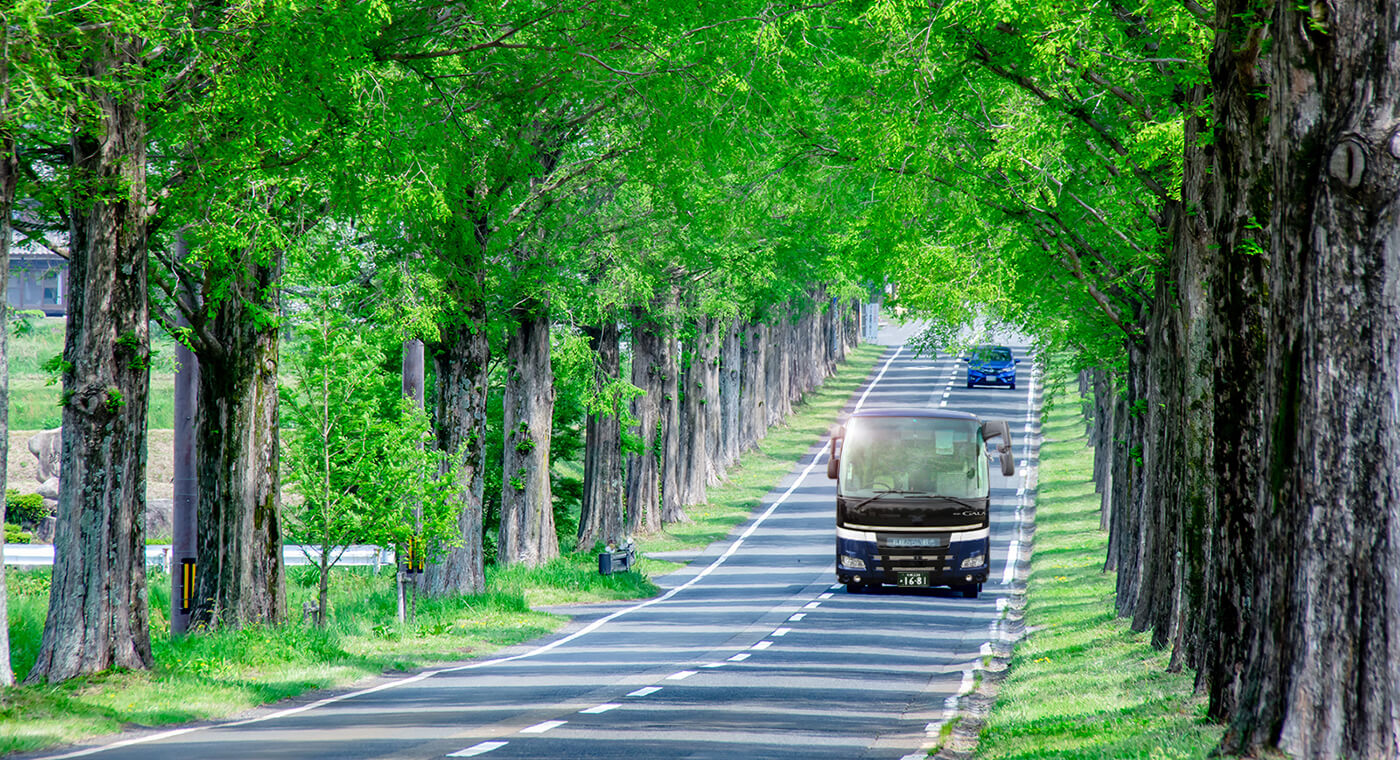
xmin=897 ymin=572 xmax=929 ymax=587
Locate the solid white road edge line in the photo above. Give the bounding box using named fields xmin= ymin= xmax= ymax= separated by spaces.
xmin=854 ymin=346 xmax=904 ymax=411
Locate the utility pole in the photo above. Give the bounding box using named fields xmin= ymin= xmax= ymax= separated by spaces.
xmin=171 ymin=235 xmax=198 ymax=635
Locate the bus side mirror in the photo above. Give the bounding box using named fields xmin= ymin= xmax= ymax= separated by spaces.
xmin=981 ymin=419 xmax=1015 ymax=476
xmin=827 ymin=424 xmax=844 ymax=479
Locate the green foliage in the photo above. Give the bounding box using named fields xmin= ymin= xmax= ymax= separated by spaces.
xmin=9 ymin=310 xmax=47 ymax=337
xmin=4 ymin=524 xmax=33 ymax=543
xmin=6 ymin=490 xmax=48 ymax=526
xmin=281 ymin=280 xmax=460 ymax=613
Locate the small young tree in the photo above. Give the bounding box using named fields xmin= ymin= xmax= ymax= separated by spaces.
xmin=281 ymin=292 xmax=456 ymax=627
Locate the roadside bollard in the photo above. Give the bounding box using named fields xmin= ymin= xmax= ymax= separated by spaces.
xmin=598 ymin=541 xmax=636 ymax=575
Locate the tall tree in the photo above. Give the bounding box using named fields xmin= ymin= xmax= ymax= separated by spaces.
xmin=1215 ymin=1 xmax=1400 ymax=755
xmin=27 ymin=16 xmax=154 ymax=683
xmin=0 ymin=12 xmax=16 ymax=685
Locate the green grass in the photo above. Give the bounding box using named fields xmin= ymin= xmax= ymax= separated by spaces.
xmin=0 ymin=566 xmax=564 ymax=754
xmin=7 ymin=317 xmax=176 ymax=429
xmin=641 ymin=342 xmax=886 ymax=555
xmin=970 ymin=380 xmax=1222 ymax=760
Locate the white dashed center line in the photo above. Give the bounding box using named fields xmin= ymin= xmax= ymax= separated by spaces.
xmin=627 ymin=686 xmax=661 ymax=697
xmin=520 ymin=720 xmax=566 ymax=734
xmin=728 ymin=653 xmax=751 ymax=661
xmin=702 ymin=662 xmax=726 ymax=668
xmin=579 ymin=703 xmax=620 ymax=714
xmin=772 ymin=627 xmax=792 ymax=637
xmin=666 ymin=670 xmax=698 ymax=680
xmin=752 ymin=641 xmax=773 ymax=650
xmin=789 ymin=613 xmax=806 ymax=621
xmin=818 ymin=592 xmax=834 ymax=600
xmin=447 ymin=741 xmax=508 ymax=757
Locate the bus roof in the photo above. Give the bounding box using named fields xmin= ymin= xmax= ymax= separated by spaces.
xmin=849 ymin=407 xmax=979 ymax=422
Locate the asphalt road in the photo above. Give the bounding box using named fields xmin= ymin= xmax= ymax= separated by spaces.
xmin=40 ymin=324 xmax=1042 ymax=760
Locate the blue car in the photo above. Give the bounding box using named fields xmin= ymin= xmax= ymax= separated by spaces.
xmin=965 ymin=345 xmax=1020 ymax=390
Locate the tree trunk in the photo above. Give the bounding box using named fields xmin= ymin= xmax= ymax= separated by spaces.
xmin=677 ymin=335 xmax=703 ymax=505
xmin=700 ymin=316 xmax=723 ymax=487
xmin=190 ymin=255 xmax=286 ymax=630
xmin=1192 ymin=2 xmax=1272 ymax=725
xmin=27 ymin=44 xmax=154 ymax=681
xmin=0 ymin=115 xmax=14 ymax=687
xmin=422 ymin=317 xmax=488 ymax=596
xmin=578 ymin=321 xmax=625 ymax=551
xmin=766 ymin=317 xmax=792 ymax=426
xmin=625 ymin=307 xmax=663 ymax=533
xmin=741 ymin=321 xmax=766 ymax=449
xmin=659 ymin=327 xmax=686 ymax=524
xmin=717 ymin=319 xmax=742 ymax=470
xmin=498 ymin=306 xmax=558 ymax=566
xmin=1217 ymin=3 xmax=1400 ymax=755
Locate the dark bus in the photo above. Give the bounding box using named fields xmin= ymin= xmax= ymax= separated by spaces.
xmin=827 ymin=408 xmax=1014 ymax=598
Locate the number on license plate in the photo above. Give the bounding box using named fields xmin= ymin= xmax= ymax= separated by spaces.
xmin=897 ymin=572 xmax=929 ymax=587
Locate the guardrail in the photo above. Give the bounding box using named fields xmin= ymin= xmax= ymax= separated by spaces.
xmin=3 ymin=544 xmax=397 ymax=571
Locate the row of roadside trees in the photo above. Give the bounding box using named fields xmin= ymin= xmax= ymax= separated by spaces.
xmin=0 ymin=0 xmax=884 ymax=686
xmin=774 ymin=1 xmax=1396 ymax=757
xmin=5 ymin=1 xmax=1396 ymax=756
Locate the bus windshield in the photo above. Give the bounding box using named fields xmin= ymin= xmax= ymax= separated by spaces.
xmin=838 ymin=416 xmax=988 ymax=499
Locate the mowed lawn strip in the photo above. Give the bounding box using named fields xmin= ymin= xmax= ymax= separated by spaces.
xmin=971 ymin=391 xmax=1222 ymax=760
xmin=1 ymin=341 xmax=886 ymax=755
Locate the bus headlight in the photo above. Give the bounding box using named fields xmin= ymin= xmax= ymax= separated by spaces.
xmin=839 ymin=555 xmax=866 ymax=570
xmin=960 ymin=553 xmax=985 ymax=569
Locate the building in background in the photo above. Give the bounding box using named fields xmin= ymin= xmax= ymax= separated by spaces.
xmin=9 ymin=250 xmax=67 ymax=316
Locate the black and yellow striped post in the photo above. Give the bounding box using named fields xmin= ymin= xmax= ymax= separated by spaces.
xmin=180 ymin=559 xmax=196 ymax=613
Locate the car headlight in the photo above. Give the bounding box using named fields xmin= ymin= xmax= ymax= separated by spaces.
xmin=960 ymin=553 xmax=984 ymax=569
xmin=839 ymin=555 xmax=866 ymax=570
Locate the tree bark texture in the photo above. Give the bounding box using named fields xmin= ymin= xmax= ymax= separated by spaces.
xmin=578 ymin=321 xmax=625 ymax=551
xmin=659 ymin=328 xmax=685 ymax=524
xmin=498 ymin=307 xmax=558 ymax=567
xmin=700 ymin=317 xmax=723 ymax=487
xmin=1216 ymin=2 xmax=1400 ymax=755
xmin=189 ymin=255 xmax=286 ymax=630
xmin=27 ymin=40 xmax=154 ymax=681
xmin=740 ymin=322 xmax=766 ymax=450
xmin=765 ymin=318 xmax=792 ymax=426
xmin=626 ymin=307 xmax=664 ymax=533
xmin=677 ymin=336 xmax=704 ymax=507
xmin=422 ymin=316 xmax=489 ymax=595
xmin=717 ymin=320 xmax=742 ymax=471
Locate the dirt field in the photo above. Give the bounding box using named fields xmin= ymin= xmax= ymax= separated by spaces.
xmin=7 ymin=428 xmax=175 ymax=501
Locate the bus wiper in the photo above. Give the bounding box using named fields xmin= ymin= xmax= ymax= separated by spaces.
xmin=848 ymin=489 xmax=921 ymax=510
xmin=930 ymin=495 xmax=985 ymax=510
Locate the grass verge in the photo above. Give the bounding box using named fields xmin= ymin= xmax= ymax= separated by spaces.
xmin=970 ymin=382 xmax=1222 ymax=760
xmin=1 ymin=342 xmax=887 ymax=755
xmin=1 ymin=567 xmax=567 ymax=755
